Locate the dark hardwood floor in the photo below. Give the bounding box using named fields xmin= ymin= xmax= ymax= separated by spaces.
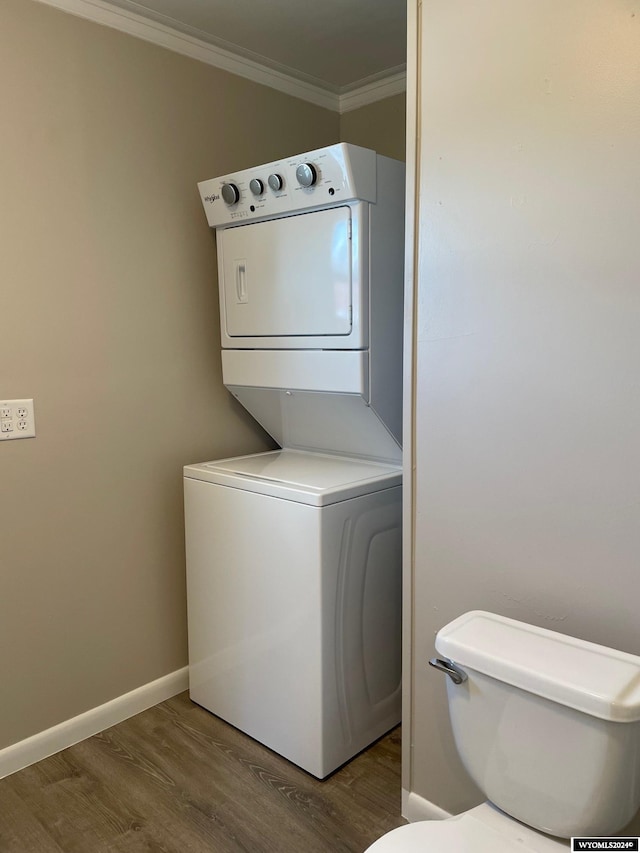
xmin=0 ymin=692 xmax=405 ymax=852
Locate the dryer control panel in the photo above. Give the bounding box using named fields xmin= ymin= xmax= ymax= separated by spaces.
xmin=198 ymin=142 xmax=378 ymax=228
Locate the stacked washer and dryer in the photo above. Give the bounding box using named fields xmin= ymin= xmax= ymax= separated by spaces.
xmin=184 ymin=143 xmax=405 ymax=779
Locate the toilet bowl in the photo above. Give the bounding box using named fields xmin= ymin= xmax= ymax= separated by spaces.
xmin=366 ymin=611 xmax=640 ymax=851
xmin=367 ymin=804 xmax=567 ymax=852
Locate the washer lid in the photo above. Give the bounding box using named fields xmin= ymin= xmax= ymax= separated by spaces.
xmin=436 ymin=611 xmax=640 ymax=722
xmin=184 ymin=449 xmax=401 ymax=506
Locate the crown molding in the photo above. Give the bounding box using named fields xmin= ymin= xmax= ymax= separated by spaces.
xmin=32 ymin=0 xmax=404 ymax=113
xmin=32 ymin=0 xmax=339 ymax=110
xmin=338 ymin=69 xmax=407 ymax=114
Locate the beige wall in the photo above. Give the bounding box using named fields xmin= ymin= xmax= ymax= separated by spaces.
xmin=408 ymin=0 xmax=640 ymax=831
xmin=0 ymin=0 xmax=338 ymax=751
xmin=340 ymin=94 xmax=406 ymax=161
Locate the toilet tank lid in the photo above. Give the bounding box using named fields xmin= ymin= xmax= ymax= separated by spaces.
xmin=435 ymin=611 xmax=640 ymax=722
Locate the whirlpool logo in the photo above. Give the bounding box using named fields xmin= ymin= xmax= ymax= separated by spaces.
xmin=204 ymin=193 xmax=220 ymax=204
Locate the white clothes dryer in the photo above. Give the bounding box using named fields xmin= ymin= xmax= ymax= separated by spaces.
xmin=198 ymin=143 xmax=406 ymax=464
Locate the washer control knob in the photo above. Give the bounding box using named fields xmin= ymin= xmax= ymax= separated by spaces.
xmin=249 ymin=178 xmax=264 ymax=196
xmin=221 ymin=183 xmax=240 ymax=205
xmin=296 ymin=163 xmax=317 ymax=187
xmin=268 ymin=173 xmax=283 ymax=191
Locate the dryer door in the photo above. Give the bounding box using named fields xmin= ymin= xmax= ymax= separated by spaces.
xmin=219 ymin=206 xmax=352 ymax=339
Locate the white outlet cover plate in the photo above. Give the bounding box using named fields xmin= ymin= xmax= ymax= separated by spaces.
xmin=0 ymin=398 xmax=36 ymax=440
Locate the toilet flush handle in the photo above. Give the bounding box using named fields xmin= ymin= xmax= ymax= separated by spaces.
xmin=429 ymin=657 xmax=468 ymax=685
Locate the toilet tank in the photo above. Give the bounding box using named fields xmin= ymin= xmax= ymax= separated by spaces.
xmin=434 ymin=612 xmax=640 ymax=838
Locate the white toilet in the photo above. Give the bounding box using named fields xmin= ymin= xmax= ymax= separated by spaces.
xmin=367 ymin=611 xmax=640 ymax=851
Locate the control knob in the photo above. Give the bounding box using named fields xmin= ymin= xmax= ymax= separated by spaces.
xmin=268 ymin=173 xmax=283 ymax=191
xmin=249 ymin=178 xmax=264 ymax=196
xmin=221 ymin=183 xmax=240 ymax=205
xmin=296 ymin=163 xmax=317 ymax=188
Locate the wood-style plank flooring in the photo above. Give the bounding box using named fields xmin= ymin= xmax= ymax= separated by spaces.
xmin=0 ymin=692 xmax=405 ymax=852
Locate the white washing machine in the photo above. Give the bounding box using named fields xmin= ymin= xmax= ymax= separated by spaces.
xmin=184 ymin=449 xmax=402 ymax=778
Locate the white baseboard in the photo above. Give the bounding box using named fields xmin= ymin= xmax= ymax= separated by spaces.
xmin=0 ymin=666 xmax=189 ymax=780
xmin=402 ymin=788 xmax=452 ymax=823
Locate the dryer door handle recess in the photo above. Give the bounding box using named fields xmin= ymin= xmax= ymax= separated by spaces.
xmin=235 ymin=260 xmax=248 ymax=304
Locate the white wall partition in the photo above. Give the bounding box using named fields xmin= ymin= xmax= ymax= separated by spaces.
xmin=405 ymin=0 xmax=640 ymax=831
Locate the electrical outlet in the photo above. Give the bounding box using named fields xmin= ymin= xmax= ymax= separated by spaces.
xmin=0 ymin=399 xmax=35 ymax=440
